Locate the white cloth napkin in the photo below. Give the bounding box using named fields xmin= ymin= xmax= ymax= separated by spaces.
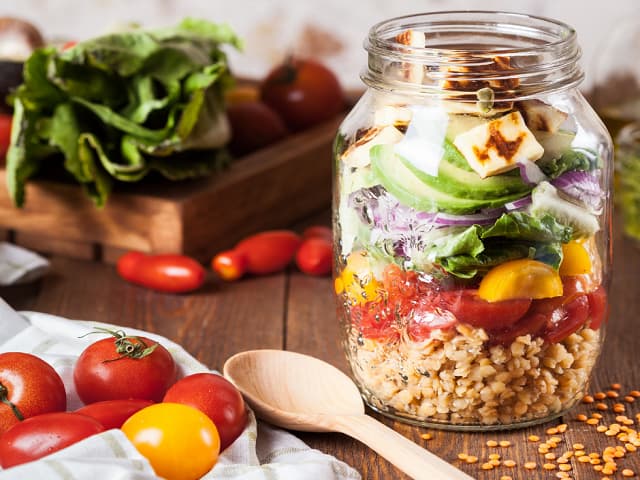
xmin=0 ymin=299 xmax=361 ymax=480
xmin=0 ymin=242 xmax=50 ymax=285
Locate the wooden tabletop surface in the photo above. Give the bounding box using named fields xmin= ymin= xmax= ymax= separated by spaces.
xmin=1 ymin=212 xmax=639 ymax=480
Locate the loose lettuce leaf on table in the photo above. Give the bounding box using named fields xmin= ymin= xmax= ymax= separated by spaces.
xmin=7 ymin=18 xmax=240 ymax=207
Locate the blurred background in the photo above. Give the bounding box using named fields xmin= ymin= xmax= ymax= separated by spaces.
xmin=2 ymin=0 xmax=638 ymax=93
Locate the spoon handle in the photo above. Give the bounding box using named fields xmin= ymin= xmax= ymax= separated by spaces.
xmin=333 ymin=414 xmax=473 ymax=480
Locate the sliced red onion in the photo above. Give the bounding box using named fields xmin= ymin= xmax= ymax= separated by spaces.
xmin=517 ymin=158 xmax=548 ymax=185
xmin=433 ymin=211 xmax=501 ymax=226
xmin=551 ymin=170 xmax=603 ymax=213
xmin=505 ymin=195 xmax=532 ymax=211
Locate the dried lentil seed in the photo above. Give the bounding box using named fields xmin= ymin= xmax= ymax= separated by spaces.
xmin=577 ymin=413 xmax=588 ymax=422
xmin=630 ymin=390 xmax=640 ymax=397
xmin=503 ymin=460 xmax=516 ymax=467
xmin=587 ymin=418 xmax=600 ymax=425
xmin=499 ymin=440 xmax=511 ymax=447
xmin=583 ymin=395 xmax=595 ymax=403
xmin=596 ymin=403 xmax=609 ymax=411
xmin=550 ymin=436 xmax=562 ymax=444
xmin=578 ymin=455 xmax=591 ymax=463
xmin=546 ymin=427 xmax=559 ymax=435
xmin=465 ymin=455 xmax=478 ymax=464
xmin=626 ymin=443 xmax=637 ymax=452
xmin=572 ymin=443 xmax=585 ymax=450
xmin=625 ymin=396 xmax=636 ymax=403
xmin=528 ymin=435 xmax=540 ymax=442
xmin=593 ymin=413 xmax=604 ymax=419
xmin=595 ymin=392 xmax=606 ymax=400
xmin=545 ymin=452 xmax=556 ymax=460
xmin=524 ymin=461 xmax=537 ymax=469
xmin=420 ymin=433 xmax=432 ymax=440
xmin=488 ymin=453 xmax=501 ymax=460
xmin=622 ymin=469 xmax=636 ymax=477
xmin=500 ymin=476 xmax=513 ymax=480
xmin=614 ymin=404 xmax=626 ymax=413
xmin=557 ymin=424 xmax=568 ymax=433
xmin=607 ymin=390 xmax=620 ymax=398
xmin=543 ymin=463 xmax=557 ymax=470
xmin=575 ymin=450 xmax=586 ymax=456
xmin=559 ymin=464 xmax=572 ymax=471
xmin=594 ymin=465 xmax=603 ymax=472
xmin=481 ymin=462 xmax=494 ymax=470
xmin=597 ymin=425 xmax=608 ymax=432
xmin=487 ymin=440 xmax=498 ymax=447
xmin=457 ymin=453 xmax=468 ymax=460
xmin=489 ymin=459 xmax=500 ymax=466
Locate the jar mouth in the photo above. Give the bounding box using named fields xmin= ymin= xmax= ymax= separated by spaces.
xmin=363 ymin=11 xmax=584 ymax=101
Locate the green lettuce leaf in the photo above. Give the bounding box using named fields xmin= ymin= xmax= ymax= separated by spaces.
xmin=538 ymin=148 xmax=601 ymax=179
xmin=6 ymin=18 xmax=239 ymax=207
xmin=481 ymin=212 xmax=572 ymax=243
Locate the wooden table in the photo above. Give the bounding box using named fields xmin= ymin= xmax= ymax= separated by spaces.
xmin=1 ymin=213 xmax=639 ymax=480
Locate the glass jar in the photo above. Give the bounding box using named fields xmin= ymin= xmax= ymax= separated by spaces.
xmin=333 ymin=11 xmax=612 ymax=430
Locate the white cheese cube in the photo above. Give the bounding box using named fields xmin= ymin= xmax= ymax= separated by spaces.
xmin=518 ymin=100 xmax=568 ymax=133
xmin=373 ymin=105 xmax=413 ymax=128
xmin=341 ymin=125 xmax=404 ymax=168
xmin=453 ymin=111 xmax=544 ymax=178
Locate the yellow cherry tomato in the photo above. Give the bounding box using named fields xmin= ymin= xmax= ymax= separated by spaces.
xmin=478 ymin=259 xmax=563 ymax=302
xmin=334 ymin=250 xmax=381 ymax=305
xmin=122 ymin=403 xmax=220 ymax=480
xmin=559 ymin=240 xmax=593 ymax=276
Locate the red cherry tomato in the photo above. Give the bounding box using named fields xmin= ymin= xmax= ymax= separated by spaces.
xmin=234 ymin=230 xmax=302 ymax=275
xmin=587 ymin=286 xmax=608 ymax=330
xmin=302 ymin=225 xmax=332 ymax=241
xmin=211 ymin=249 xmax=247 ymax=281
xmin=406 ymin=297 xmax=457 ymax=342
xmin=0 ymin=114 xmax=12 ymax=160
xmin=0 ymin=412 xmax=104 ymax=468
xmin=163 ymin=373 xmax=247 ymax=451
xmin=61 ymin=40 xmax=77 ymax=51
xmin=75 ymin=399 xmax=154 ymax=430
xmin=0 ymin=352 xmax=66 ymax=435
xmin=439 ymin=289 xmax=532 ymax=329
xmin=541 ymin=294 xmax=590 ymax=344
xmin=351 ymin=302 xmax=400 ymax=342
xmin=74 ymin=330 xmax=177 ymax=404
xmin=485 ymin=309 xmax=549 ymax=346
xmin=227 ymin=100 xmax=288 ymax=156
xmin=116 ymin=252 xmax=205 ymax=293
xmin=295 ymin=237 xmax=333 ymax=276
xmin=260 ymin=58 xmax=345 ymax=131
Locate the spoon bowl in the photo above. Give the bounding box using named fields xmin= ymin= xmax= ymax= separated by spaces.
xmin=224 ymin=349 xmax=472 ymax=480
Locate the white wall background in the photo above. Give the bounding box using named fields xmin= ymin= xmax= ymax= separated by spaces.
xmin=1 ymin=0 xmax=637 ymax=91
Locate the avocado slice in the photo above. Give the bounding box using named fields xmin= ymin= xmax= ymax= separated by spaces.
xmin=402 ymin=140 xmax=532 ymax=200
xmin=370 ymin=144 xmax=529 ymax=214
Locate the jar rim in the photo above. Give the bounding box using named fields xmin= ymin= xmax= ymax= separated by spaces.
xmin=362 ymin=11 xmax=584 ymax=100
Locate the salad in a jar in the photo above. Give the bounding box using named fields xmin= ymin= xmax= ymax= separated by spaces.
xmin=334 ymin=26 xmax=610 ymax=428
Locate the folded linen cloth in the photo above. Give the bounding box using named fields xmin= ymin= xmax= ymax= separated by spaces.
xmin=0 ymin=242 xmax=49 ymax=285
xmin=0 ymin=299 xmax=361 ymax=480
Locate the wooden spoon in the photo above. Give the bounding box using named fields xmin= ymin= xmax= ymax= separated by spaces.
xmin=223 ymin=349 xmax=473 ymax=480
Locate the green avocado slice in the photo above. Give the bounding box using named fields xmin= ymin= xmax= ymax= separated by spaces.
xmin=370 ymin=144 xmax=528 ymax=214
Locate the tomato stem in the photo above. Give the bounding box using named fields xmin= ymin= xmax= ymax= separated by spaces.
xmin=80 ymin=327 xmax=158 ymax=362
xmin=0 ymin=382 xmax=24 ymax=421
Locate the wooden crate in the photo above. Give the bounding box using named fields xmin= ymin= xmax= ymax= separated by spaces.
xmin=0 ymin=115 xmax=341 ymax=263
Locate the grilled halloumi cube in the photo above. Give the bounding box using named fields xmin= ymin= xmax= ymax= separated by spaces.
xmin=453 ymin=111 xmax=544 ymax=178
xmin=341 ymin=125 xmax=404 ymax=168
xmin=518 ymin=99 xmax=568 ymax=133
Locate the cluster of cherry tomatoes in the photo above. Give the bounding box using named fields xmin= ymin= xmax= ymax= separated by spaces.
xmin=226 ymin=57 xmax=345 ymax=156
xmin=117 ymin=225 xmax=333 ymax=292
xmin=0 ymin=330 xmax=247 ymax=480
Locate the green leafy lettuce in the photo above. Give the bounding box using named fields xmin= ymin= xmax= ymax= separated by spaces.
xmin=7 ymin=18 xmax=240 ymax=207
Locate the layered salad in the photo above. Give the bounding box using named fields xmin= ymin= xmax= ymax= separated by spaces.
xmin=334 ymin=46 xmax=608 ymax=427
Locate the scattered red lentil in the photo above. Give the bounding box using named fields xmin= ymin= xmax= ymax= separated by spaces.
xmin=607 ymin=390 xmax=620 ymax=398
xmin=503 ymin=460 xmax=516 ymax=467
xmin=625 ymin=396 xmax=636 ymax=403
xmin=486 ymin=440 xmax=498 ymax=447
xmin=420 ymin=433 xmax=432 ymax=440
xmin=481 ymin=462 xmax=494 ymax=470
xmin=630 ymin=390 xmax=640 ymax=398
xmin=465 ymin=455 xmax=478 ymax=464
xmin=524 ymin=461 xmax=537 ymax=469
xmin=499 ymin=440 xmax=511 ymax=447
xmin=595 ymin=392 xmax=607 ymax=400
xmin=622 ymin=469 xmax=636 ymax=477
xmin=499 ymin=476 xmax=512 ymax=480
xmin=583 ymin=395 xmax=595 ymax=403
xmin=543 ymin=463 xmax=557 ymax=470
xmin=546 ymin=427 xmax=559 ymax=435
xmin=576 ymin=413 xmax=588 ymax=421
xmin=596 ymin=402 xmax=609 ymax=411
xmin=587 ymin=418 xmax=600 ymax=425
xmin=612 ymin=383 xmax=622 ymax=390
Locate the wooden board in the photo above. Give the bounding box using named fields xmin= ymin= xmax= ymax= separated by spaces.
xmin=0 ymin=115 xmax=341 ymax=262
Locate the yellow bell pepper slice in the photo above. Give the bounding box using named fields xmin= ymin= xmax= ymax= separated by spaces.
xmin=478 ymin=259 xmax=563 ymax=302
xmin=335 ymin=251 xmax=381 ymax=305
xmin=559 ymin=241 xmax=593 ymax=276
